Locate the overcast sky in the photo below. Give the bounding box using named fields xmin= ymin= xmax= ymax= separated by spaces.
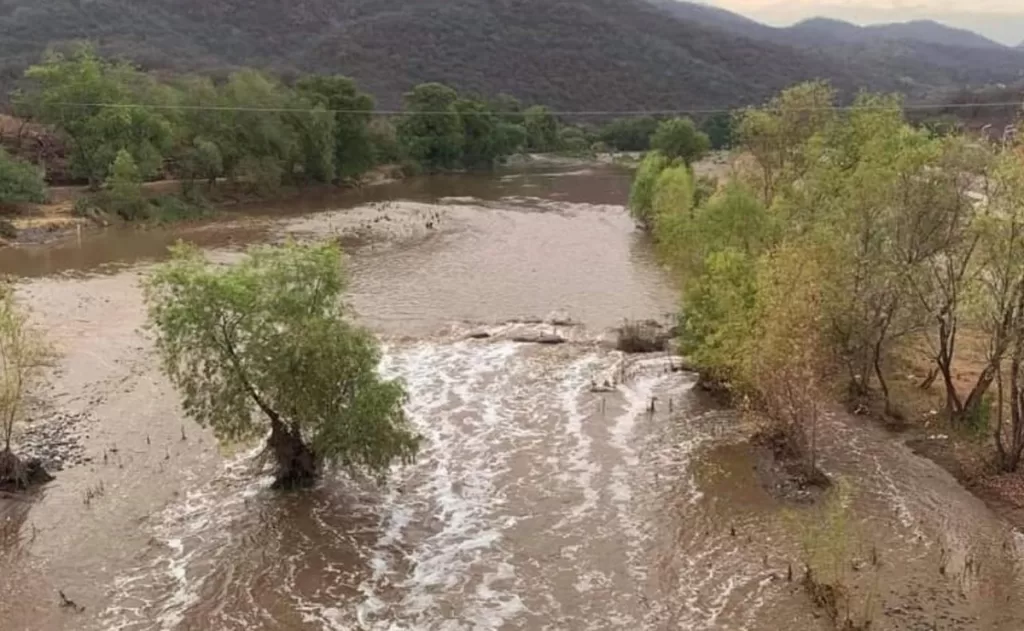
xmin=705 ymin=1 xmax=1024 ymax=46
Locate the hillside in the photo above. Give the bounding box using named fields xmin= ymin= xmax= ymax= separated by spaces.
xmin=648 ymin=2 xmax=1024 ymax=91
xmin=0 ymin=0 xmax=1021 ymax=112
xmin=788 ymin=17 xmax=1006 ymax=50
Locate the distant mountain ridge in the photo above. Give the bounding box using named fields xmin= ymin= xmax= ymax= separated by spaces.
xmin=648 ymin=1 xmax=1024 ymax=95
xmin=788 ymin=17 xmax=1006 ymax=50
xmin=0 ymin=0 xmax=1021 ymax=113
xmin=649 ymin=2 xmax=1009 ymax=50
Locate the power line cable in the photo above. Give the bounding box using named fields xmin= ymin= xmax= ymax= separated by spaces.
xmin=7 ymin=100 xmax=1024 ymax=117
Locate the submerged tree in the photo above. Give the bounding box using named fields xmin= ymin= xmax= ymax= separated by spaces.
xmin=0 ymin=285 xmax=53 ymax=491
xmin=144 ymin=242 xmax=420 ymax=488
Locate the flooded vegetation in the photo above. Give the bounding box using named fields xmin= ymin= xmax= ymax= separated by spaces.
xmin=2 ymin=163 xmax=1024 ymax=630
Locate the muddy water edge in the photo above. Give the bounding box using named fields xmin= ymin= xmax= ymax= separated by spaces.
xmin=1 ymin=164 xmax=1023 ymax=631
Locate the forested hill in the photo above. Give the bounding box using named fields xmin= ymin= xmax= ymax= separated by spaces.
xmin=0 ymin=0 xmax=1022 ymax=111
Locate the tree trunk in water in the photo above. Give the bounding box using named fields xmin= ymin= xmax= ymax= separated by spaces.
xmin=267 ymin=420 xmax=318 ymax=489
xmin=0 ymin=448 xmax=53 ymax=492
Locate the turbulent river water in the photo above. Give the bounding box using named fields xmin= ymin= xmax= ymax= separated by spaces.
xmin=2 ymin=164 xmax=1024 ymax=630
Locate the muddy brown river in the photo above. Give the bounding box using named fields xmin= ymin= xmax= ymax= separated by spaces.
xmin=2 ymin=164 xmax=1023 ymax=630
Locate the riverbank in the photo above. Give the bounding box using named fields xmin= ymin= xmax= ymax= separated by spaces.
xmin=0 ymin=164 xmax=407 ymax=247
xmin=878 ymin=343 xmax=1024 ymax=534
xmin=0 ymin=151 xmax=735 ymax=249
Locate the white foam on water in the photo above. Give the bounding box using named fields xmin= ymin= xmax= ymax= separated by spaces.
xmin=556 ymin=354 xmax=605 ymax=521
xmin=355 ymin=340 xmax=529 ymax=629
xmin=610 ymin=374 xmax=661 ymax=505
xmin=101 ymin=447 xmax=271 ymax=630
xmin=100 ymin=337 xmax=771 ymax=631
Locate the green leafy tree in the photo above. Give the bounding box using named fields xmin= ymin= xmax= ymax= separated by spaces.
xmin=105 ymin=149 xmax=147 ymax=220
xmin=977 ymin=155 xmax=1024 ymax=471
xmin=144 ymin=242 xmax=420 ymax=488
xmin=454 ymin=98 xmax=502 ymax=168
xmin=736 ymin=81 xmax=837 ymax=205
xmin=398 ymin=83 xmax=464 ymax=171
xmin=523 ymin=105 xmax=559 ymax=152
xmin=22 ymin=45 xmax=173 ymax=187
xmin=678 ymin=248 xmax=758 ymax=384
xmin=700 ymin=112 xmax=735 ymax=150
xmin=0 ymin=285 xmax=53 ymax=490
xmin=650 ymin=118 xmax=710 ymax=166
xmin=599 ymin=117 xmax=659 ymax=151
xmin=490 ymin=94 xmax=525 ymax=126
xmin=628 ymin=151 xmax=670 ymax=229
xmin=295 ymin=75 xmax=376 ymax=178
xmin=495 ymin=123 xmax=528 ymax=156
xmin=179 ymin=138 xmax=224 ymax=191
xmin=368 ymin=118 xmax=404 ymax=164
xmin=650 ymin=164 xmax=695 ymax=250
xmin=288 ymin=100 xmax=337 ymax=184
xmin=558 ymin=126 xmax=591 ymax=155
xmin=175 ymin=71 xmax=300 ymax=191
xmin=0 ymin=148 xmax=45 ymax=205
xmin=741 ymin=242 xmax=833 ymax=471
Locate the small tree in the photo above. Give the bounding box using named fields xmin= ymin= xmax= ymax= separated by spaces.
xmin=22 ymin=44 xmax=173 ymax=187
xmin=105 ymin=149 xmax=147 ymax=220
xmin=742 ymin=242 xmax=832 ymax=477
xmin=650 ymin=118 xmax=710 ymax=166
xmin=179 ymin=138 xmax=224 ymax=191
xmin=0 ymin=285 xmax=53 ymax=490
xmin=0 ymin=148 xmax=46 ymax=206
xmin=628 ymin=151 xmax=670 ymax=229
xmin=454 ymin=97 xmax=502 ymax=169
xmin=523 ymin=105 xmax=559 ymax=152
xmin=144 ymin=242 xmax=420 ymax=488
xmin=295 ymin=75 xmax=376 ymax=178
xmin=397 ymin=83 xmax=464 ymax=171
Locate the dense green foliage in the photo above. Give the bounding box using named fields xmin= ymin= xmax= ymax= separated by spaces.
xmin=650 ymin=118 xmax=711 ymax=166
xmin=637 ymin=81 xmax=1024 ymax=473
xmin=700 ymin=113 xmax=736 ymax=150
xmin=396 ymin=83 xmax=534 ymax=171
xmin=598 ymin=117 xmax=659 ymax=152
xmin=0 ymin=148 xmax=45 ymax=205
xmin=104 ymin=149 xmax=147 ymax=220
xmin=295 ymin=75 xmax=376 ymax=179
xmin=523 ymin=106 xmax=560 ymax=153
xmin=0 ymin=0 xmax=1021 ymax=114
xmin=628 ymin=152 xmax=672 ymax=230
xmin=12 ymin=47 xmax=569 ymax=216
xmin=396 ymin=83 xmax=463 ymax=171
xmin=19 ymin=46 xmax=173 ymax=187
xmin=144 ymin=242 xmax=420 ymax=486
